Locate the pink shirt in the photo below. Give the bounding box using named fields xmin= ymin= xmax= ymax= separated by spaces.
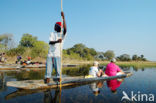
xmin=105 ymin=62 xmax=121 ymax=76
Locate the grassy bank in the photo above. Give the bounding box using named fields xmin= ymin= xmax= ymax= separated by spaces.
xmin=116 ymin=61 xmax=156 ymax=68
xmin=63 ymin=59 xmax=156 ymax=68
xmin=2 ymin=56 xmax=156 ymax=68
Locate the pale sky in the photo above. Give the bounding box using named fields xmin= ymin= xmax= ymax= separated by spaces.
xmin=0 ymin=0 xmax=156 ymax=61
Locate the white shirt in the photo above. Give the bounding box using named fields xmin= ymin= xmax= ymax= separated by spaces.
xmin=89 ymin=66 xmax=99 ymax=77
xmin=48 ymin=32 xmax=66 ymax=57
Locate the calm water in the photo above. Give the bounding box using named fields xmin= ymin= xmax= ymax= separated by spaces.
xmin=0 ymin=66 xmax=156 ymax=103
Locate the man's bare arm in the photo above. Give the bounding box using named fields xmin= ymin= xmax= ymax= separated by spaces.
xmin=49 ymin=39 xmax=62 ymax=44
xmin=61 ymin=12 xmax=67 ymax=35
xmin=120 ymin=69 xmax=125 ymax=74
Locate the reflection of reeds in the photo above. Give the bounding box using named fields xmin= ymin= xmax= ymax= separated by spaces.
xmin=62 ymin=65 xmax=90 ymax=76
xmin=5 ymin=61 xmax=156 ymax=80
xmin=6 ymin=70 xmax=45 ymax=80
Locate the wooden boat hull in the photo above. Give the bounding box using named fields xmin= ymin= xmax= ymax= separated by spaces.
xmin=0 ymin=64 xmax=78 ymax=70
xmin=6 ymin=72 xmax=132 ymax=90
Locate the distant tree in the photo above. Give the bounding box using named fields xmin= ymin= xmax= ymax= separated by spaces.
xmin=31 ymin=41 xmax=49 ymax=58
xmin=0 ymin=34 xmax=15 ymax=51
xmin=72 ymin=43 xmax=86 ymax=57
xmin=132 ymin=55 xmax=138 ymax=61
xmin=137 ymin=56 xmax=142 ymax=61
xmin=142 ymin=58 xmax=147 ymax=61
xmin=20 ymin=34 xmax=37 ymax=47
xmin=84 ymin=53 xmax=93 ymax=60
xmin=66 ymin=43 xmax=97 ymax=60
xmin=89 ymin=48 xmax=97 ymax=56
xmin=67 ymin=43 xmax=85 ymax=57
xmin=140 ymin=55 xmax=147 ymax=61
xmin=118 ymin=54 xmax=131 ymax=61
xmin=132 ymin=54 xmax=147 ymax=61
xmin=140 ymin=55 xmax=144 ymax=59
xmin=104 ymin=50 xmax=115 ymax=60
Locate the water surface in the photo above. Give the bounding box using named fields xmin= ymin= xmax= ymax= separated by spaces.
xmin=0 ymin=66 xmax=156 ymax=103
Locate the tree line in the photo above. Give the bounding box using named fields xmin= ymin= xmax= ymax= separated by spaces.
xmin=63 ymin=44 xmax=147 ymax=61
xmin=0 ymin=33 xmax=48 ymax=59
xmin=0 ymin=33 xmax=147 ymax=61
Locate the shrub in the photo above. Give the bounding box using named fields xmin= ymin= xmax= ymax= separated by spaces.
xmin=6 ymin=46 xmax=26 ymax=56
xmin=31 ymin=41 xmax=48 ymax=58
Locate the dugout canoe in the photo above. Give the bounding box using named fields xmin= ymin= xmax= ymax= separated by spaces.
xmin=6 ymin=71 xmax=132 ymax=90
xmin=0 ymin=64 xmax=79 ymax=70
xmin=21 ymin=64 xmax=78 ymax=68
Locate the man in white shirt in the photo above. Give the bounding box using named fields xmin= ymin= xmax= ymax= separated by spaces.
xmin=44 ymin=12 xmax=67 ymax=83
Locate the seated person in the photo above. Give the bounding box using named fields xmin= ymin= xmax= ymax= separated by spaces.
xmin=16 ymin=55 xmax=22 ymax=64
xmin=105 ymin=58 xmax=125 ymax=76
xmin=27 ymin=56 xmax=31 ymax=64
xmin=89 ymin=61 xmax=107 ymax=77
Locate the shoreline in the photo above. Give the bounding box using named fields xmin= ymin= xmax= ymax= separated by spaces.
xmin=1 ymin=60 xmax=156 ymax=70
xmin=63 ymin=59 xmax=156 ymax=67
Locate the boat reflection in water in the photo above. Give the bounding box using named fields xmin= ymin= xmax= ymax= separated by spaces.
xmin=0 ymin=72 xmax=7 ymax=92
xmin=5 ymin=78 xmax=123 ymax=102
xmin=106 ymin=79 xmax=124 ymax=94
xmin=89 ymin=81 xmax=104 ymax=96
xmin=89 ymin=78 xmax=124 ymax=96
xmin=35 ymin=79 xmax=124 ymax=103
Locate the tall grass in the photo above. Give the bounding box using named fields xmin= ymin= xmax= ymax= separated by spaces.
xmin=101 ymin=61 xmax=156 ymax=68
xmin=63 ymin=60 xmax=156 ymax=68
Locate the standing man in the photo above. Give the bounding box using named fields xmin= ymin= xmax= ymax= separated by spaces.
xmin=44 ymin=12 xmax=67 ymax=83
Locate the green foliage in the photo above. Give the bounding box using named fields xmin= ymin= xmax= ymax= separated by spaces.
xmin=0 ymin=44 xmax=5 ymax=53
xmin=65 ymin=43 xmax=97 ymax=60
xmin=132 ymin=55 xmax=138 ymax=60
xmin=141 ymin=55 xmax=144 ymax=59
xmin=132 ymin=54 xmax=147 ymax=61
xmin=104 ymin=50 xmax=115 ymax=60
xmin=4 ymin=33 xmax=148 ymax=62
xmin=89 ymin=48 xmax=97 ymax=56
xmin=7 ymin=70 xmax=45 ymax=80
xmin=6 ymin=46 xmax=26 ymax=56
xmin=6 ymin=34 xmax=49 ymax=59
xmin=63 ymin=50 xmax=83 ymax=60
xmin=117 ymin=54 xmax=131 ymax=61
xmin=67 ymin=43 xmax=86 ymax=57
xmin=20 ymin=33 xmax=37 ymax=47
xmin=31 ymin=41 xmax=49 ymax=58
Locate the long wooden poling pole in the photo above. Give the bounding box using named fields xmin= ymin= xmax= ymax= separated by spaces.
xmin=59 ymin=0 xmax=63 ymax=103
xmin=60 ymin=0 xmax=63 ymax=86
